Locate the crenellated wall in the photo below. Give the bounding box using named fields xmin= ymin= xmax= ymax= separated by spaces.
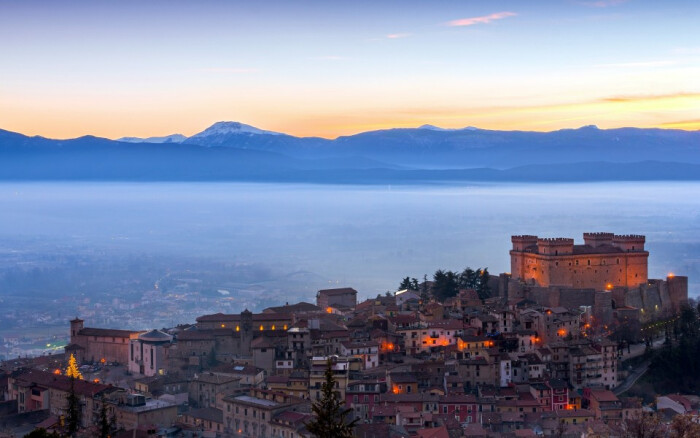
xmin=510 ymin=233 xmax=648 ymax=290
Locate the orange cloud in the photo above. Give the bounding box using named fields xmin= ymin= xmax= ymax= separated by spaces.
xmin=660 ymin=119 xmax=700 ymax=130
xmin=600 ymin=93 xmax=700 ymax=103
xmin=447 ymin=12 xmax=516 ymax=27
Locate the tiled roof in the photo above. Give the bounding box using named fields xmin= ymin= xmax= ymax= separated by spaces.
xmin=11 ymin=369 xmax=111 ymax=397
xmin=78 ymin=327 xmax=138 ymax=338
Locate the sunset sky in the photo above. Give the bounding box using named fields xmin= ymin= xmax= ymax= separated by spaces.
xmin=1 ymin=0 xmax=699 ymax=139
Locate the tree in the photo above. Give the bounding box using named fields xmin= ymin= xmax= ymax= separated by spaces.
xmin=305 ymin=359 xmax=358 ymax=438
xmin=99 ymin=395 xmax=111 ymax=438
xmin=398 ymin=277 xmax=419 ymax=291
xmin=432 ymin=269 xmax=459 ymax=301
xmin=65 ymin=353 xmax=83 ymax=379
xmin=65 ymin=353 xmax=83 ymax=436
xmin=458 ymin=267 xmax=491 ymax=300
xmin=621 ymin=411 xmax=665 ymax=438
xmin=670 ymin=413 xmax=700 ymax=438
xmin=66 ymin=376 xmax=81 ymax=436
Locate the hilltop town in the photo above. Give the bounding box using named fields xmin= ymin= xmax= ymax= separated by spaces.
xmin=1 ymin=233 xmax=696 ymax=437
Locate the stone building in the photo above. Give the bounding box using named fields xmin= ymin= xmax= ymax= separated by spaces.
xmin=505 ymin=233 xmax=687 ymax=322
xmin=67 ymin=318 xmax=142 ymax=365
xmin=316 ymin=287 xmax=358 ymax=310
xmin=128 ymin=330 xmax=173 ymax=377
xmin=511 ymin=233 xmax=649 ymax=289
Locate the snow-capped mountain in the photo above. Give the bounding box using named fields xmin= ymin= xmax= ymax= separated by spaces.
xmin=417 ymin=124 xmax=480 ymax=132
xmin=189 ymin=121 xmax=282 ymax=140
xmin=118 ymin=134 xmax=186 ymax=144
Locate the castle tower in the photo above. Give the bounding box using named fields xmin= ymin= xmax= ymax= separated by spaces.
xmin=70 ymin=317 xmax=84 ymax=343
xmin=583 ymin=232 xmax=614 ymax=248
xmin=510 ymin=235 xmax=538 ymax=280
xmin=536 ymin=238 xmax=574 ymax=256
xmin=612 ymin=234 xmax=645 ymax=252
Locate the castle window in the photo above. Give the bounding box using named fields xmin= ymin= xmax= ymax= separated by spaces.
xmin=555 ymin=262 xmax=559 ymax=266
xmin=576 ymin=260 xmax=579 ymax=266
xmin=616 ymin=258 xmax=620 ymax=264
xmin=587 ymin=260 xmax=591 ymax=266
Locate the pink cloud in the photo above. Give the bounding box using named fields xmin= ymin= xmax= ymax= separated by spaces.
xmin=386 ymin=33 xmax=411 ymax=39
xmin=447 ymin=11 xmax=517 ymax=27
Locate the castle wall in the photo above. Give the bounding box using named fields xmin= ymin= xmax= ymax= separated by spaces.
xmin=667 ymin=276 xmax=689 ymax=312
xmin=593 ymin=291 xmax=613 ymax=325
xmin=559 ymin=288 xmax=596 ymax=310
xmin=510 ymin=233 xmax=648 ymax=291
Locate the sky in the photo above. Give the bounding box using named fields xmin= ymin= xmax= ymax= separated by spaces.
xmin=1 ymin=0 xmax=699 ymax=139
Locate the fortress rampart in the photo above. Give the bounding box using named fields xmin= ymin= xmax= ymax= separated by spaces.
xmin=505 ymin=233 xmax=687 ymax=323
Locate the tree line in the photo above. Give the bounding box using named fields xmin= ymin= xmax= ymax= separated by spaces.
xmin=399 ymin=267 xmax=491 ymax=302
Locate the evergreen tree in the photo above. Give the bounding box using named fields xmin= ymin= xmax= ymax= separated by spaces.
xmin=399 ymin=276 xmax=412 ymax=291
xmin=65 ymin=353 xmax=83 ymax=437
xmin=66 ymin=376 xmax=81 ymax=437
xmin=432 ymin=269 xmax=459 ymax=301
xmin=305 ymin=359 xmax=358 ymax=438
xmin=65 ymin=353 xmax=83 ymax=379
xmin=99 ymin=395 xmax=111 ymax=438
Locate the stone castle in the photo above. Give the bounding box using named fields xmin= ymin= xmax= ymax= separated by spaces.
xmin=501 ymin=232 xmax=687 ymax=324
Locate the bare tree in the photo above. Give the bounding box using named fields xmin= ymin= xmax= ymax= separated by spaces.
xmin=622 ymin=411 xmax=666 ymax=438
xmin=670 ymin=414 xmax=700 ymax=438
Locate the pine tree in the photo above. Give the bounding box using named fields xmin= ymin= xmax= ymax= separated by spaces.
xmin=99 ymin=395 xmax=111 ymax=438
xmin=65 ymin=353 xmax=83 ymax=380
xmin=66 ymin=376 xmax=81 ymax=436
xmin=65 ymin=353 xmax=82 ymax=437
xmin=305 ymin=359 xmax=358 ymax=438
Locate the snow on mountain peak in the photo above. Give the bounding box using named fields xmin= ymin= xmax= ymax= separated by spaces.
xmin=417 ymin=124 xmax=480 ymax=132
xmin=191 ymin=121 xmax=282 ymax=138
xmin=117 ymin=134 xmax=186 ymax=144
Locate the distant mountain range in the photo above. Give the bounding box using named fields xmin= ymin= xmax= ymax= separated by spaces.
xmin=1 ymin=122 xmax=699 ymax=183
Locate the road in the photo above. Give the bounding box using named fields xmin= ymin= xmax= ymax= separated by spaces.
xmin=614 ymin=336 xmax=666 ymax=395
xmin=618 ymin=336 xmax=666 ymax=361
xmin=614 ymin=359 xmax=651 ymax=395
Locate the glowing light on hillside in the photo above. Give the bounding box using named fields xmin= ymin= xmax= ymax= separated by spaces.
xmin=236 ymin=325 xmax=240 ymax=332
xmin=221 ymin=324 xmax=225 ymax=328
xmin=326 ymin=307 xmax=333 ymax=314
xmin=668 ymin=272 xmax=675 ymax=278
